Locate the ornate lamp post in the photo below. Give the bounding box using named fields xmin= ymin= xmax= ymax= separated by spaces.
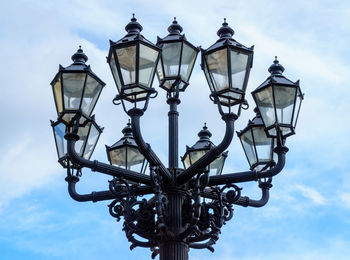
xmin=50 ymin=15 xmax=303 ymax=260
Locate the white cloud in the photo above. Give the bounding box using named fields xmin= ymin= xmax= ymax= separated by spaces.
xmin=296 ymin=184 xmax=326 ymax=205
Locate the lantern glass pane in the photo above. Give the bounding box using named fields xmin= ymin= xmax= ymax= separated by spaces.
xmin=162 ymin=42 xmax=181 ymax=77
xmin=255 ymin=86 xmax=276 ymax=128
xmin=293 ymin=89 xmax=303 ymax=128
xmin=252 ymin=126 xmax=273 ymax=163
xmin=110 ymin=147 xmax=127 ymax=167
xmin=206 ymin=48 xmax=229 ymax=92
xmin=274 ymin=85 xmax=296 ymax=125
xmin=180 ymin=43 xmax=197 ymax=81
xmin=83 ymin=123 xmax=100 ymax=159
xmin=230 ymin=51 xmax=248 ymax=90
xmin=81 ymin=75 xmax=103 ymax=116
xmin=53 ymin=122 xmax=66 ymax=159
xmin=53 ymin=77 xmax=63 ymax=114
xmin=156 ymin=58 xmax=164 ymax=81
xmin=190 ymin=150 xmax=207 ymax=165
xmin=127 ymin=147 xmax=145 ymax=172
xmin=62 ymin=73 xmax=86 ymax=110
xmin=209 ymin=156 xmax=225 ymax=176
xmin=75 ymin=123 xmax=89 ymax=157
xmin=139 ymin=43 xmax=159 ymax=87
xmin=183 ymin=153 xmax=191 ymax=169
xmin=203 ymin=59 xmax=215 ymax=92
xmin=240 ymin=129 xmax=257 ymax=167
xmin=109 ymin=52 xmax=122 ymax=92
xmin=116 ymin=46 xmax=136 ymax=85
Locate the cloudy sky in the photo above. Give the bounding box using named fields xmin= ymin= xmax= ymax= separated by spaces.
xmin=1 ymin=0 xmax=350 ymax=259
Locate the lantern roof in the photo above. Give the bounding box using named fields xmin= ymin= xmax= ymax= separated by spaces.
xmin=109 ymin=14 xmax=158 ymax=50
xmin=106 ymin=122 xmax=138 ymax=150
xmin=186 ymin=124 xmax=215 ymax=151
xmin=157 ymin=18 xmax=187 ymax=43
xmin=203 ymin=19 xmax=253 ymax=53
xmin=252 ymin=57 xmax=298 ymax=93
xmin=237 ymin=108 xmax=263 ymax=136
xmin=51 ymin=46 xmax=105 ymax=86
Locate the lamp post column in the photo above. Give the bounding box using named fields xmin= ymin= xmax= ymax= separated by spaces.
xmin=159 ymin=189 xmax=188 ymax=260
xmin=168 ymin=97 xmax=181 ymax=169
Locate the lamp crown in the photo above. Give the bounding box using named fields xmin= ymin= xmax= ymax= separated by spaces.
xmin=268 ymin=56 xmax=285 ymax=75
xmin=122 ymin=121 xmax=133 ymax=137
xmin=125 ymin=13 xmax=143 ymax=35
xmin=198 ymin=123 xmax=212 ymax=140
xmin=168 ymin=17 xmax=183 ymax=35
xmin=71 ymin=46 xmax=88 ymax=64
xmin=217 ymin=18 xmax=235 ymax=38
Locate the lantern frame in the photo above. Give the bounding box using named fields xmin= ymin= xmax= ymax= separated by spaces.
xmin=252 ymin=57 xmax=303 ymax=138
xmin=201 ymin=19 xmax=254 ymax=113
xmin=50 ymin=47 xmax=105 ymax=124
xmin=107 ymin=15 xmax=161 ymax=104
xmin=156 ymin=18 xmax=199 ymax=93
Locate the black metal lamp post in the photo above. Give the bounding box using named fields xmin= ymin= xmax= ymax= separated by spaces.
xmin=50 ymin=15 xmax=303 ymax=260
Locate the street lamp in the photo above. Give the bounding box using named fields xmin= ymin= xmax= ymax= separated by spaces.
xmin=50 ymin=15 xmax=303 ymax=260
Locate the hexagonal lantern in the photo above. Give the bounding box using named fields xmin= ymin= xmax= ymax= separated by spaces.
xmin=107 ymin=14 xmax=161 ymax=103
xmin=252 ymin=57 xmax=303 ymax=138
xmin=182 ymin=124 xmax=228 ymax=176
xmin=201 ymin=19 xmax=254 ymax=114
xmin=237 ymin=109 xmax=276 ymax=171
xmin=51 ymin=115 xmax=103 ymax=168
xmin=106 ymin=122 xmax=148 ymax=174
xmin=156 ymin=18 xmax=199 ymax=93
xmin=51 ymin=46 xmax=105 ymax=124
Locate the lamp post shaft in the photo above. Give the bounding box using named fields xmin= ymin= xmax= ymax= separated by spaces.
xmin=168 ymin=97 xmax=181 ymax=169
xmin=160 ymin=190 xmax=188 ymax=260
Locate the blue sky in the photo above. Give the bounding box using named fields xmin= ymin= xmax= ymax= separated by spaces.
xmin=1 ymin=0 xmax=350 ymax=259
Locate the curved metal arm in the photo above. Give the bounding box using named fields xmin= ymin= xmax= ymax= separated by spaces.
xmin=233 ymin=181 xmax=272 ymax=208
xmin=177 ymin=113 xmax=237 ymax=185
xmin=208 ymin=146 xmax=288 ymax=186
xmin=128 ymin=108 xmax=172 ymax=183
xmin=65 ymin=133 xmax=152 ymax=185
xmin=65 ymin=175 xmax=154 ymax=202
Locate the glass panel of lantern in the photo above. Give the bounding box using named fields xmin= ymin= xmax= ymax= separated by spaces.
xmin=51 ymin=47 xmax=105 ymax=124
xmin=252 ymin=58 xmax=303 ymax=138
xmin=156 ymin=19 xmax=199 ymax=92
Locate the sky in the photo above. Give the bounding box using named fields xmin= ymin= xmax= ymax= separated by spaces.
xmin=1 ymin=0 xmax=350 ymax=259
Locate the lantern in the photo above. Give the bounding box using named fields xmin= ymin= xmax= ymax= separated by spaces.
xmin=106 ymin=122 xmax=148 ymax=174
xmin=51 ymin=47 xmax=105 ymax=124
xmin=156 ymin=18 xmax=199 ymax=93
xmin=182 ymin=124 xmax=227 ymax=176
xmin=107 ymin=14 xmax=161 ymax=103
xmin=51 ymin=115 xmax=103 ymax=168
xmin=252 ymin=57 xmax=303 ymax=138
xmin=201 ymin=19 xmax=253 ymax=114
xmin=237 ymin=109 xmax=276 ymax=171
